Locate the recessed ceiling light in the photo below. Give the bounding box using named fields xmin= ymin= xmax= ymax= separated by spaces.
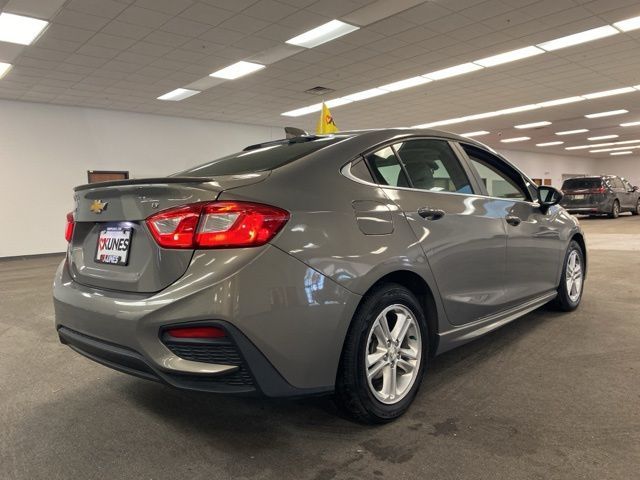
xmin=591 ymin=145 xmax=640 ymax=153
xmin=566 ymin=139 xmax=640 ymax=150
xmin=610 ymin=151 xmax=633 ymax=155
xmin=587 ymin=134 xmax=619 ymax=141
xmin=620 ymin=121 xmax=640 ymax=127
xmin=157 ymin=88 xmax=200 ymax=101
xmin=473 ymin=46 xmax=544 ymax=67
xmin=514 ymin=121 xmax=551 ymax=129
xmin=281 ymin=103 xmax=323 ymax=117
xmin=460 ymin=131 xmax=490 ymax=137
xmin=536 ymin=141 xmax=564 ymax=147
xmin=343 ymin=88 xmax=389 ymax=102
xmin=537 ymin=96 xmax=585 ymax=107
xmin=495 ymin=104 xmax=540 ymax=115
xmin=286 ymin=20 xmax=359 ymax=48
xmin=556 ymin=129 xmax=588 ymax=135
xmin=0 ymin=62 xmax=12 ymax=79
xmin=0 ymin=12 xmax=48 ymax=46
xmin=585 ymin=109 xmax=628 ymax=118
xmin=613 ymin=15 xmax=640 ymax=32
xmin=582 ymin=87 xmax=636 ymax=99
xmin=423 ymin=62 xmax=483 ymax=80
xmin=501 ymin=137 xmax=530 ymax=143
xmin=210 ymin=61 xmax=265 ymax=79
xmin=537 ymin=25 xmax=619 ymax=51
xmin=325 ymin=97 xmax=352 ymax=108
xmin=379 ymin=76 xmax=432 ymax=92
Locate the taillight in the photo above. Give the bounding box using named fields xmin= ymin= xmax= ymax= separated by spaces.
xmin=146 ymin=201 xmax=289 ymax=249
xmin=166 ymin=326 xmax=226 ymax=339
xmin=65 ymin=212 xmax=74 ymax=242
xmin=590 ymin=187 xmax=606 ymax=194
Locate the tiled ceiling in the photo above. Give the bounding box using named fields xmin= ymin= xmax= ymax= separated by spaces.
xmin=1 ymin=0 xmax=640 ymax=159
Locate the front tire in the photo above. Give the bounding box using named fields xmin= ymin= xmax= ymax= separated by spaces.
xmin=609 ymin=200 xmax=620 ymax=219
xmin=335 ymin=284 xmax=428 ymax=424
xmin=552 ymin=240 xmax=584 ymax=311
xmin=632 ymin=200 xmax=640 ymax=216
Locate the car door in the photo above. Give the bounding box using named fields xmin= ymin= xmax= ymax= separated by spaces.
xmin=620 ymin=177 xmax=635 ymax=210
xmin=458 ymin=143 xmax=563 ymax=307
xmin=363 ymin=138 xmax=508 ymax=326
xmin=609 ymin=177 xmax=627 ymax=209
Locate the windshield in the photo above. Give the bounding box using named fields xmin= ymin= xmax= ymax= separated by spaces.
xmin=562 ymin=178 xmax=603 ymax=190
xmin=173 ymin=136 xmax=345 ymax=177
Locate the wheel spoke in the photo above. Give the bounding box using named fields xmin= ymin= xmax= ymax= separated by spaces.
xmin=367 ymin=357 xmax=386 ymax=380
xmin=399 ymin=347 xmax=418 ymax=360
xmin=397 ymin=358 xmax=414 ymax=374
xmin=372 ymin=319 xmax=390 ymax=345
xmin=367 ymin=349 xmax=385 ymax=368
xmin=392 ymin=312 xmax=412 ymax=344
xmin=382 ymin=364 xmax=397 ymax=399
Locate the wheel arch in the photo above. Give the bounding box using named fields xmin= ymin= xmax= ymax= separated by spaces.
xmin=355 ymin=270 xmax=440 ymax=356
xmin=571 ymin=232 xmax=587 ymax=278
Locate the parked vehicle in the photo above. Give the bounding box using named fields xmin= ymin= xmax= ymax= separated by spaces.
xmin=54 ymin=129 xmax=586 ymax=423
xmin=560 ymin=175 xmax=640 ymax=218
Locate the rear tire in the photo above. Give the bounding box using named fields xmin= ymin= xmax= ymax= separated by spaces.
xmin=335 ymin=283 xmax=428 ymax=424
xmin=552 ymin=240 xmax=584 ymax=312
xmin=609 ymin=200 xmax=620 ymax=219
xmin=632 ymin=200 xmax=640 ymax=216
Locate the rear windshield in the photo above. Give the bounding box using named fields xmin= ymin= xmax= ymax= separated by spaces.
xmin=173 ymin=137 xmax=344 ymax=177
xmin=562 ymin=178 xmax=603 ymax=190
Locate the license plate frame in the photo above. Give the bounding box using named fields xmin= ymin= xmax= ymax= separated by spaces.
xmin=95 ymin=226 xmax=133 ymax=266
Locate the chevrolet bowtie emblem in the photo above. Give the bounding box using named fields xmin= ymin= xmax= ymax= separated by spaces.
xmin=90 ymin=199 xmax=108 ymax=214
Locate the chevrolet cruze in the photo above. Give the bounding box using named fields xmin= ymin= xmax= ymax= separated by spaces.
xmin=54 ymin=129 xmax=586 ymax=423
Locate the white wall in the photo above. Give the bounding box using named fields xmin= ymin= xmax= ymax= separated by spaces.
xmin=0 ymin=99 xmax=278 ymax=257
xmin=497 ymin=148 xmax=597 ymax=188
xmin=597 ymin=155 xmax=640 ymax=186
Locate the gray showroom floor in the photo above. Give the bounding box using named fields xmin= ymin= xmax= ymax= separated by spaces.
xmin=1 ymin=216 xmax=639 ymax=480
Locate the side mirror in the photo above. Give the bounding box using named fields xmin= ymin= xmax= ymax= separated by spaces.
xmin=538 ymin=186 xmax=563 ymax=212
xmin=633 ymin=185 xmax=639 ymax=192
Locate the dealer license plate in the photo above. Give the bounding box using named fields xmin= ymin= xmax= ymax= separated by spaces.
xmin=573 ymin=194 xmax=585 ymax=200
xmin=95 ymin=227 xmax=132 ymax=266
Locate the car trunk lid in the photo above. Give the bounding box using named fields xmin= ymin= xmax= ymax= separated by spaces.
xmin=68 ymin=173 xmax=268 ymax=293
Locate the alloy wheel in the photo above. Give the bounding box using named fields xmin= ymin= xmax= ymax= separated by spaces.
xmin=365 ymin=304 xmax=421 ymax=405
xmin=566 ymin=250 xmax=583 ymax=303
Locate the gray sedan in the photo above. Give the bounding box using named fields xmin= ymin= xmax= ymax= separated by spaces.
xmin=54 ymin=129 xmax=586 ymax=423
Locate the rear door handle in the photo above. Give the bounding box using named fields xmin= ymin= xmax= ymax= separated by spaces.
xmin=505 ymin=215 xmax=522 ymax=226
xmin=418 ymin=207 xmax=445 ymax=220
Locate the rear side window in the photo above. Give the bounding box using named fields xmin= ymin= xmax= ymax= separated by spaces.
xmin=174 ymin=137 xmax=343 ymax=177
xmin=393 ymin=139 xmax=472 ymax=194
xmin=365 ymin=146 xmax=410 ymax=187
xmin=562 ymin=178 xmax=603 ymax=190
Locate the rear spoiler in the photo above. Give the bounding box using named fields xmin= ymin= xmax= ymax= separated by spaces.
xmin=74 ymin=176 xmax=212 ymax=192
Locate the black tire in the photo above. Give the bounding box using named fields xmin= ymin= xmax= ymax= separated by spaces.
xmin=632 ymin=200 xmax=640 ymax=216
xmin=552 ymin=240 xmax=584 ymax=312
xmin=609 ymin=200 xmax=620 ymax=219
xmin=335 ymin=283 xmax=428 ymax=424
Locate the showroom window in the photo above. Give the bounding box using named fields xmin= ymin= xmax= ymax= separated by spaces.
xmin=462 ymin=144 xmax=531 ymax=201
xmin=392 ymin=139 xmax=473 ymax=194
xmin=365 ymin=146 xmax=410 ymax=187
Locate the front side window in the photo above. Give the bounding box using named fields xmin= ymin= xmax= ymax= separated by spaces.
xmin=393 ymin=139 xmax=473 ymax=194
xmin=365 ymin=146 xmax=410 ymax=187
xmin=462 ymin=145 xmax=530 ymax=201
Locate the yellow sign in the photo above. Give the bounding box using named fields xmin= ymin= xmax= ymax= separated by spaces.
xmin=316 ymin=102 xmax=338 ymax=134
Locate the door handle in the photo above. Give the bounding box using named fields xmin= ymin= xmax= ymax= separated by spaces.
xmin=505 ymin=215 xmax=522 ymax=226
xmin=418 ymin=207 xmax=445 ymax=220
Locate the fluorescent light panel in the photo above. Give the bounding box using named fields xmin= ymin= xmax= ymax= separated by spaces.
xmin=620 ymin=121 xmax=640 ymax=127
xmin=380 ymin=76 xmax=431 ymax=92
xmin=587 ymin=135 xmax=618 ymax=141
xmin=536 ymin=141 xmax=564 ymax=147
xmin=286 ymin=20 xmax=359 ymax=48
xmin=585 ymin=109 xmax=628 ymax=118
xmin=515 ymin=121 xmax=551 ymax=129
xmin=582 ymin=87 xmax=635 ymax=99
xmin=537 ymin=25 xmax=619 ymax=51
xmin=210 ymin=61 xmax=265 ymax=79
xmin=613 ymin=15 xmax=640 ymax=32
xmin=423 ymin=62 xmax=483 ymax=80
xmin=556 ymin=129 xmax=588 ymax=135
xmin=325 ymin=97 xmax=352 ymax=108
xmin=461 ymin=131 xmax=490 ymax=137
xmin=344 ymin=88 xmax=388 ymax=101
xmin=537 ymin=96 xmax=585 ymax=107
xmin=157 ymin=88 xmax=200 ymax=101
xmin=610 ymin=151 xmax=633 ymax=155
xmin=474 ymin=46 xmax=544 ymax=67
xmin=281 ymin=103 xmax=323 ymax=117
xmin=501 ymin=137 xmax=530 ymax=143
xmin=0 ymin=62 xmax=12 ymax=79
xmin=0 ymin=12 xmax=48 ymax=46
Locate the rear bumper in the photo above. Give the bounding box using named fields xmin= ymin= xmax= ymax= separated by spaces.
xmin=53 ymin=245 xmax=361 ymax=397
xmin=561 ymin=198 xmax=612 ymax=214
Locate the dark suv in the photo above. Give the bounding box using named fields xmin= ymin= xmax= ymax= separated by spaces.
xmin=561 ymin=175 xmax=640 ymax=218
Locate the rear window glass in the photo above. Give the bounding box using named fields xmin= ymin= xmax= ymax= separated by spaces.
xmin=173 ymin=137 xmax=344 ymax=177
xmin=562 ymin=178 xmax=602 ymax=189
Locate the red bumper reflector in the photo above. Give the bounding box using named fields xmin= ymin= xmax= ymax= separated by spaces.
xmin=166 ymin=326 xmax=226 ymax=339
